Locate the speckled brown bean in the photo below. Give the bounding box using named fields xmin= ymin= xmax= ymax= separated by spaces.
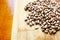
xmin=44 ymin=29 xmax=49 ymax=34
xmin=32 ymin=1 xmax=36 ymax=5
xmin=29 ymin=22 xmax=33 ymax=27
xmin=50 ymin=13 xmax=56 ymax=17
xmin=35 ymin=27 xmax=39 ymax=30
xmin=52 ymin=29 xmax=56 ymax=34
xmin=41 ymin=26 xmax=46 ymax=29
xmin=51 ymin=2 xmax=57 ymax=7
xmin=54 ymin=26 xmax=58 ymax=29
xmin=25 ymin=19 xmax=27 ymax=22
xmin=51 ymin=26 xmax=55 ymax=29
xmin=44 ymin=25 xmax=48 ymax=28
xmin=55 ymin=24 xmax=59 ymax=26
xmin=49 ymin=27 xmax=52 ymax=30
xmin=35 ymin=14 xmax=38 ymax=17
xmin=31 ymin=21 xmax=35 ymax=25
xmin=28 ymin=7 xmax=32 ymax=12
xmin=57 ymin=27 xmax=60 ymax=31
xmin=49 ymin=30 xmax=53 ymax=35
xmin=24 ymin=6 xmax=28 ymax=11
xmin=35 ymin=20 xmax=40 ymax=25
xmin=29 ymin=13 xmax=34 ymax=16
xmin=44 ymin=30 xmax=48 ymax=34
xmin=29 ymin=19 xmax=33 ymax=22
xmin=39 ymin=22 xmax=42 ymax=26
xmin=41 ymin=29 xmax=45 ymax=32
xmin=47 ymin=25 xmax=51 ymax=28
xmin=57 ymin=7 xmax=60 ymax=13
xmin=36 ymin=9 xmax=40 ymax=13
xmin=48 ymin=15 xmax=52 ymax=18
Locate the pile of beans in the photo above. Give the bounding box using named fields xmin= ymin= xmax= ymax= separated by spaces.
xmin=24 ymin=0 xmax=60 ymax=35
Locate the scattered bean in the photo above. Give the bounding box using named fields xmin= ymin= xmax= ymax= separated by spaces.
xmin=24 ymin=0 xmax=60 ymax=35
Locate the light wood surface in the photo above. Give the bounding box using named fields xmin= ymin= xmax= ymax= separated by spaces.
xmin=11 ymin=0 xmax=60 ymax=40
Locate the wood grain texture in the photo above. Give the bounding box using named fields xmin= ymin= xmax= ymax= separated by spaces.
xmin=0 ymin=0 xmax=12 ymax=40
xmin=12 ymin=0 xmax=60 ymax=40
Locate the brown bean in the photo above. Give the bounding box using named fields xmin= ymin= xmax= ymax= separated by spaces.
xmin=52 ymin=29 xmax=56 ymax=34
xmin=50 ymin=13 xmax=56 ymax=17
xmin=57 ymin=7 xmax=60 ymax=13
xmin=24 ymin=6 xmax=28 ymax=11
xmin=29 ymin=23 xmax=33 ymax=27
xmin=41 ymin=29 xmax=45 ymax=32
xmin=57 ymin=27 xmax=60 ymax=31
xmin=28 ymin=7 xmax=32 ymax=12
xmin=49 ymin=30 xmax=53 ymax=35
xmin=44 ymin=30 xmax=48 ymax=34
xmin=35 ymin=27 xmax=39 ymax=30
xmin=51 ymin=26 xmax=55 ymax=29
xmin=25 ymin=19 xmax=27 ymax=22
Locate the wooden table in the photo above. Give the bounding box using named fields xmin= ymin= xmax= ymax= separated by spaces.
xmin=11 ymin=0 xmax=60 ymax=40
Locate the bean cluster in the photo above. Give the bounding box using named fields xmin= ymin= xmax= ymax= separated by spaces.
xmin=24 ymin=0 xmax=60 ymax=35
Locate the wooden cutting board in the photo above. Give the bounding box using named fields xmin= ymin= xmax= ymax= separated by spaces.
xmin=11 ymin=0 xmax=60 ymax=40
